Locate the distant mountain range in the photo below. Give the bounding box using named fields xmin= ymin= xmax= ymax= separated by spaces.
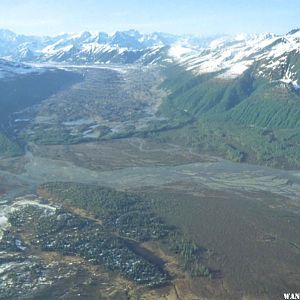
xmin=0 ymin=28 xmax=300 ymax=87
xmin=0 ymin=28 xmax=218 ymax=65
xmin=1 ymin=28 xmax=300 ymax=167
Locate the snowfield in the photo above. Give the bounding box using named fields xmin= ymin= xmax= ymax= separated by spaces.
xmin=1 ymin=28 xmax=300 ymax=85
xmin=169 ymin=30 xmax=300 ymax=85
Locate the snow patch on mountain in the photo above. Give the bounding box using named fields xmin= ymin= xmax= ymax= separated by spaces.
xmin=1 ymin=28 xmax=300 ymax=83
xmin=280 ymin=67 xmax=300 ymax=90
xmin=169 ymin=30 xmax=300 ymax=82
xmin=169 ymin=34 xmax=278 ymax=77
xmin=168 ymin=44 xmax=194 ymax=58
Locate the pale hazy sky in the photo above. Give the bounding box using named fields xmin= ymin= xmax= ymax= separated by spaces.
xmin=0 ymin=0 xmax=299 ymax=36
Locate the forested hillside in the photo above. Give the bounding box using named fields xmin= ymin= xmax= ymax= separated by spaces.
xmin=157 ymin=62 xmax=300 ymax=168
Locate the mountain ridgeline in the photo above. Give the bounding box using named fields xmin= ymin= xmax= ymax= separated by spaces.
xmin=0 ymin=28 xmax=212 ymax=64
xmin=156 ymin=30 xmax=300 ymax=168
xmin=1 ymin=28 xmax=300 ymax=167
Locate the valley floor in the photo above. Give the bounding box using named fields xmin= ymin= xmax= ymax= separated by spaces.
xmin=0 ymin=65 xmax=300 ymax=300
xmin=1 ymin=137 xmax=300 ymax=299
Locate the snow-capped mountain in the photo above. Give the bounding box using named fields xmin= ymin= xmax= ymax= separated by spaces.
xmin=1 ymin=28 xmax=300 ymax=89
xmin=169 ymin=29 xmax=300 ymax=89
xmin=0 ymin=29 xmax=219 ymax=65
xmin=162 ymin=28 xmax=300 ymax=136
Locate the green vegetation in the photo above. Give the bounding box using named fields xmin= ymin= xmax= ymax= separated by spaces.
xmin=40 ymin=182 xmax=170 ymax=241
xmin=156 ymin=64 xmax=300 ymax=168
xmin=8 ymin=203 xmax=168 ymax=287
xmin=40 ymin=182 xmax=212 ymax=278
xmin=140 ymin=183 xmax=300 ymax=298
xmin=168 ymin=232 xmax=212 ymax=278
xmin=0 ymin=132 xmax=23 ymax=157
xmin=156 ymin=120 xmax=300 ymax=168
xmin=23 ymin=126 xmax=82 ymax=145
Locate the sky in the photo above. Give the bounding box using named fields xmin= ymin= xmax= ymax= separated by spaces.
xmin=0 ymin=0 xmax=299 ymax=36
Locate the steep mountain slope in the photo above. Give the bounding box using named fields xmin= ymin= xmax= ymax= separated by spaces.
xmin=164 ymin=29 xmax=300 ymax=127
xmin=0 ymin=59 xmax=82 ymax=157
xmin=157 ymin=30 xmax=300 ymax=168
xmin=169 ymin=29 xmax=300 ymax=84
xmin=0 ymin=60 xmax=82 ymax=124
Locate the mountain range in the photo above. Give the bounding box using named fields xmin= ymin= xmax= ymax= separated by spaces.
xmin=1 ymin=28 xmax=300 ymax=87
xmin=0 ymin=28 xmax=217 ymax=64
xmin=1 ymin=28 xmax=300 ymax=168
xmin=2 ymin=23 xmax=300 ymax=300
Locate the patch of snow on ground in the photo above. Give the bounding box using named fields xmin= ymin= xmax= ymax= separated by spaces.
xmin=0 ymin=196 xmax=58 ymax=240
xmin=13 ymin=198 xmax=57 ymax=211
xmin=0 ymin=263 xmax=16 ymax=274
xmin=0 ymin=206 xmax=11 ymax=240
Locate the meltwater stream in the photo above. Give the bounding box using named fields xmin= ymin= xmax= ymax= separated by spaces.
xmin=1 ymin=147 xmax=300 ymax=202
